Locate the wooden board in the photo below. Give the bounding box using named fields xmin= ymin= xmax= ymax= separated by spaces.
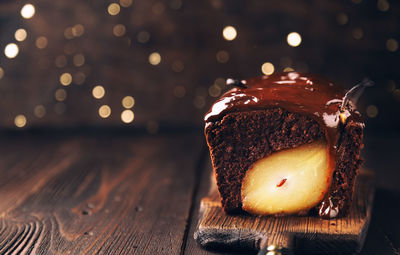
xmin=194 ymin=169 xmax=375 ymax=255
xmin=0 ymin=133 xmax=203 ymax=254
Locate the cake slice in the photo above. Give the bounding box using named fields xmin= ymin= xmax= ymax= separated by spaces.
xmin=204 ymin=72 xmax=364 ymax=218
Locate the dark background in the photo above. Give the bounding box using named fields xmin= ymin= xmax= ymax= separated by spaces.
xmin=0 ymin=0 xmax=399 ymax=188
xmin=0 ymin=1 xmax=399 ymax=253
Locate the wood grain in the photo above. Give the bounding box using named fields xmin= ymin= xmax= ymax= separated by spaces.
xmin=194 ymin=169 xmax=375 ymax=255
xmin=0 ymin=133 xmax=203 ymax=254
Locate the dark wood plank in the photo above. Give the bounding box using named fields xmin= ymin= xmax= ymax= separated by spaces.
xmin=0 ymin=132 xmax=202 ymax=254
xmin=192 ymin=166 xmax=375 ymax=255
xmin=184 ymin=158 xmax=245 ymax=255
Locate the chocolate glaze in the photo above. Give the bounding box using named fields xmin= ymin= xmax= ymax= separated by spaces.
xmin=204 ymin=72 xmax=363 ymax=218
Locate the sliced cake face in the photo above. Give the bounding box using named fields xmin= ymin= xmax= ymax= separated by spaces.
xmin=204 ymin=72 xmax=364 ymax=218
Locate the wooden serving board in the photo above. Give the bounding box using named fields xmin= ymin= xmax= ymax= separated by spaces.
xmin=194 ymin=169 xmax=374 ymax=255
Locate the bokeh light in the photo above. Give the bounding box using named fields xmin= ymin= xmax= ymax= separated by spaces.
xmin=137 ymin=31 xmax=150 ymax=43
xmin=99 ymin=105 xmax=111 ymax=118
xmin=35 ymin=36 xmax=48 ymax=49
xmin=366 ymin=105 xmax=378 ymax=118
xmin=173 ymin=86 xmax=186 ymax=98
xmin=15 ymin=29 xmax=27 ymax=42
xmin=92 ymin=85 xmax=105 ymax=99
xmin=352 ymin=28 xmax=363 ymax=40
xmin=108 ymin=3 xmax=121 ymax=15
xmin=34 ymin=105 xmax=46 ymax=118
xmin=120 ymin=0 xmax=133 ymax=8
xmin=72 ymin=24 xmax=84 ymax=37
xmin=261 ymin=62 xmax=275 ymax=75
xmin=386 ymin=39 xmax=398 ymax=52
xmin=4 ymin=43 xmax=19 ymax=58
xmin=20 ymin=4 xmax=35 ymax=19
xmin=55 ymin=55 xmax=68 ymax=68
xmin=283 ymin=67 xmax=295 ymax=72
xmin=216 ymin=50 xmax=229 ymax=63
xmin=336 ymin=13 xmax=348 ymax=25
xmin=171 ymin=60 xmax=184 ymax=72
xmin=73 ymin=54 xmax=85 ymax=67
xmin=14 ymin=115 xmax=27 ymax=128
xmin=73 ymin=72 xmax=86 ymax=85
xmin=0 ymin=67 xmax=3 ymax=79
xmin=121 ymin=110 xmax=134 ymax=123
xmin=222 ymin=26 xmax=237 ymax=41
xmin=113 ymin=24 xmax=126 ymax=37
xmin=287 ymin=32 xmax=302 ymax=47
xmin=55 ymin=88 xmax=67 ymax=102
xmin=60 ymin=73 xmax=72 ymax=86
xmin=149 ymin=52 xmax=161 ymax=65
xmin=377 ymin=0 xmax=389 ymax=12
xmin=122 ymin=96 xmax=135 ymax=108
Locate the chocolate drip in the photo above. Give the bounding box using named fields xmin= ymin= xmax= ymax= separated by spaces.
xmin=205 ymin=72 xmax=363 ymax=218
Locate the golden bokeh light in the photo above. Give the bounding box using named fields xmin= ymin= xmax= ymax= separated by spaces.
xmin=72 ymin=24 xmax=84 ymax=37
xmin=283 ymin=67 xmax=295 ymax=72
xmin=149 ymin=52 xmax=161 ymax=65
xmin=99 ymin=105 xmax=111 ymax=118
xmin=122 ymin=96 xmax=135 ymax=108
xmin=113 ymin=24 xmax=126 ymax=37
xmin=21 ymin=4 xmax=35 ymax=19
xmin=171 ymin=60 xmax=184 ymax=72
xmin=152 ymin=2 xmax=165 ymax=15
xmin=55 ymin=88 xmax=67 ymax=102
xmin=287 ymin=32 xmax=302 ymax=47
xmin=352 ymin=28 xmax=363 ymax=40
xmin=60 ymin=73 xmax=72 ymax=86
xmin=35 ymin=36 xmax=48 ymax=49
xmin=73 ymin=72 xmax=86 ymax=85
xmin=4 ymin=43 xmax=19 ymax=59
xmin=261 ymin=62 xmax=275 ymax=75
xmin=64 ymin=27 xmax=74 ymax=39
xmin=386 ymin=38 xmax=398 ymax=52
xmin=120 ymin=0 xmax=133 ymax=8
xmin=173 ymin=85 xmax=186 ymax=98
xmin=34 ymin=105 xmax=46 ymax=118
xmin=73 ymin=54 xmax=85 ymax=67
xmin=14 ymin=115 xmax=27 ymax=128
xmin=121 ymin=110 xmax=134 ymax=123
xmin=55 ymin=55 xmax=67 ymax=68
xmin=386 ymin=80 xmax=396 ymax=92
xmin=137 ymin=31 xmax=150 ymax=43
xmin=193 ymin=96 xmax=205 ymax=109
xmin=108 ymin=3 xmax=121 ymax=15
xmin=15 ymin=29 xmax=27 ymax=42
xmin=222 ymin=26 xmax=237 ymax=41
xmin=0 ymin=67 xmax=3 ymax=79
xmin=209 ymin=84 xmax=222 ymax=97
xmin=366 ymin=105 xmax=378 ymax=118
xmin=92 ymin=85 xmax=105 ymax=99
xmin=336 ymin=13 xmax=348 ymax=25
xmin=377 ymin=0 xmax=389 ymax=12
xmin=216 ymin=50 xmax=229 ymax=63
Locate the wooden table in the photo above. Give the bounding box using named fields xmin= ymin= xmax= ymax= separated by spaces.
xmin=0 ymin=130 xmax=398 ymax=254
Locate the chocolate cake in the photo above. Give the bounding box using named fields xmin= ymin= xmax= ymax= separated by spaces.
xmin=204 ymin=72 xmax=364 ymax=218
